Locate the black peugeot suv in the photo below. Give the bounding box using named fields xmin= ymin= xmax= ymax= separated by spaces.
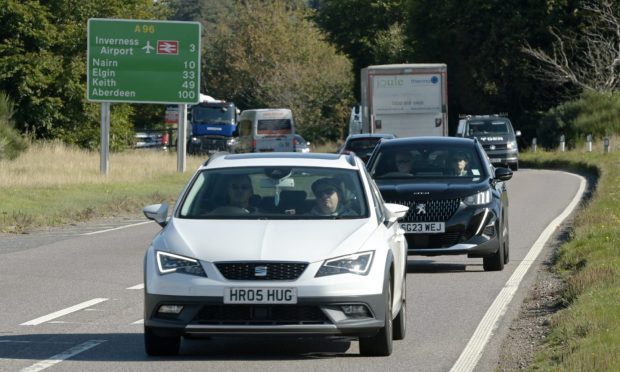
xmin=365 ymin=136 xmax=513 ymax=271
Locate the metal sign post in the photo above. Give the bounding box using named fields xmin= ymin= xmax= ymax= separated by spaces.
xmin=177 ymin=104 xmax=187 ymax=172
xmin=100 ymin=102 xmax=110 ymax=175
xmin=87 ymin=18 xmax=201 ymax=174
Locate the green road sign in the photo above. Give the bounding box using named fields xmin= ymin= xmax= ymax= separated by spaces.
xmin=87 ymin=18 xmax=201 ymax=104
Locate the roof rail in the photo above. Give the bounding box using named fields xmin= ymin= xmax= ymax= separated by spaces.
xmin=202 ymin=151 xmax=229 ymax=166
xmin=346 ymin=152 xmax=357 ymax=166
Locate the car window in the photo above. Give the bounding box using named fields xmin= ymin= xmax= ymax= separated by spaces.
xmin=257 ymin=119 xmax=292 ymax=135
xmin=178 ymin=167 xmax=368 ymax=219
xmin=467 ymin=120 xmax=510 ymax=135
xmin=368 ymin=144 xmax=487 ymax=180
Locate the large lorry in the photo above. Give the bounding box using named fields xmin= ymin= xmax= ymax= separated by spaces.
xmin=186 ymin=94 xmax=239 ymax=154
xmin=360 ymin=64 xmax=448 ymax=137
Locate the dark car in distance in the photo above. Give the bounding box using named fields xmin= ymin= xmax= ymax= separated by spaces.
xmin=339 ymin=133 xmax=396 ymax=163
xmin=366 ymin=136 xmax=513 ymax=271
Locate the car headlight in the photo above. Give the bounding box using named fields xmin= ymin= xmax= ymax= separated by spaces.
xmin=226 ymin=138 xmax=237 ymax=146
xmin=156 ymin=251 xmax=207 ymax=277
xmin=507 ymin=141 xmax=517 ymax=149
xmin=316 ymin=251 xmax=374 ymax=277
xmin=464 ymin=190 xmax=491 ymax=206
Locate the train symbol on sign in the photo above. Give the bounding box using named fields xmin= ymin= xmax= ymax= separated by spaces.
xmin=157 ymin=40 xmax=179 ymax=55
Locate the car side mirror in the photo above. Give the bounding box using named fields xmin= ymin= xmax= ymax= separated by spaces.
xmin=143 ymin=203 xmax=169 ymax=228
xmin=494 ymin=167 xmax=513 ymax=182
xmin=384 ymin=203 xmax=409 ymax=226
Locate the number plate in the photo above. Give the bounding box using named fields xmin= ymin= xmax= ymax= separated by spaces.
xmin=489 ymin=158 xmax=501 ymax=162
xmin=400 ymin=222 xmax=445 ymax=234
xmin=224 ymin=288 xmax=297 ymax=304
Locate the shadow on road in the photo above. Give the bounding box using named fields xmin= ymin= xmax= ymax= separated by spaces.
xmin=0 ymin=333 xmax=354 ymax=361
xmin=406 ymin=258 xmax=484 ymax=274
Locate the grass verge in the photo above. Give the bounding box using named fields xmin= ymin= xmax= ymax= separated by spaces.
xmin=0 ymin=141 xmax=204 ymax=233
xmin=520 ymin=148 xmax=620 ymax=370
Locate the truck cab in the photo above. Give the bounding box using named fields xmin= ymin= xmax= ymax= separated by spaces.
xmin=187 ymin=99 xmax=238 ymax=155
xmin=456 ymin=114 xmax=521 ymax=170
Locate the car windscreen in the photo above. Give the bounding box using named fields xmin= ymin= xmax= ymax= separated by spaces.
xmin=368 ymin=144 xmax=487 ymax=180
xmin=466 ymin=120 xmax=510 ymax=135
xmin=191 ymin=106 xmax=235 ymax=123
xmin=257 ymin=119 xmax=292 ymax=135
xmin=178 ymin=166 xmax=368 ymax=219
xmin=345 ymin=138 xmax=381 ymax=153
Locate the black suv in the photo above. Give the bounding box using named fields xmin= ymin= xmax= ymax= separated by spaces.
xmin=366 ymin=136 xmax=513 ymax=271
xmin=455 ymin=115 xmax=520 ymax=170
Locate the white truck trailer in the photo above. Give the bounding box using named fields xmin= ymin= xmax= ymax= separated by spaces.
xmin=360 ymin=64 xmax=448 ymax=137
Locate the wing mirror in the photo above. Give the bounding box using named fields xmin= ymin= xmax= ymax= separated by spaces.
xmin=494 ymin=167 xmax=513 ymax=182
xmin=143 ymin=203 xmax=169 ymax=228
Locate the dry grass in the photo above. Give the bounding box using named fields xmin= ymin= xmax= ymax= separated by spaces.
xmin=0 ymin=140 xmax=204 ymax=187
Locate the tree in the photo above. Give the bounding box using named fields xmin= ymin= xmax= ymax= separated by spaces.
xmin=0 ymin=91 xmax=28 ymax=160
xmin=522 ymin=1 xmax=620 ymax=94
xmin=0 ymin=0 xmax=169 ymax=150
xmin=313 ymin=0 xmax=408 ymax=99
xmin=204 ymin=0 xmax=354 ymax=142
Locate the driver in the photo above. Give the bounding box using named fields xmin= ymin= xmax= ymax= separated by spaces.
xmin=310 ymin=178 xmax=355 ymax=217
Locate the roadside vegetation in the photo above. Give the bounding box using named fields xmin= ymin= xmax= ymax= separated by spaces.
xmin=520 ymin=139 xmax=620 ymax=370
xmin=0 ymin=141 xmax=203 ymax=233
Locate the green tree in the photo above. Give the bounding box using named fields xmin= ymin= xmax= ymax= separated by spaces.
xmin=0 ymin=91 xmax=28 ymax=160
xmin=204 ymin=0 xmax=354 ymax=142
xmin=313 ymin=0 xmax=408 ymax=98
xmin=0 ymin=0 xmax=169 ymax=150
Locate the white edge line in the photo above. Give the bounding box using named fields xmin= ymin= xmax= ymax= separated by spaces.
xmin=82 ymin=221 xmax=151 ymax=236
xmin=131 ymin=319 xmax=144 ymax=325
xmin=19 ymin=339 xmax=107 ymax=372
xmin=20 ymin=298 xmax=109 ymax=326
xmin=126 ymin=283 xmax=144 ymax=290
xmin=450 ymin=174 xmax=586 ymax=372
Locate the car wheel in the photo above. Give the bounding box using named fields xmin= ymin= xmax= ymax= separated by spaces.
xmin=144 ymin=326 xmax=180 ymax=356
xmin=392 ymin=273 xmax=406 ymax=341
xmin=483 ymin=236 xmax=505 ymax=271
xmin=510 ymin=161 xmax=519 ymax=171
xmin=359 ymin=274 xmax=393 ymax=356
xmin=503 ymin=220 xmax=510 ymax=264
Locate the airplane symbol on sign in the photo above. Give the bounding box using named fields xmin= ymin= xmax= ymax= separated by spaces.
xmin=141 ymin=41 xmax=155 ymax=54
xmin=157 ymin=40 xmax=179 ymax=55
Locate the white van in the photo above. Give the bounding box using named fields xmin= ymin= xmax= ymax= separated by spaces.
xmin=235 ymin=109 xmax=296 ymax=153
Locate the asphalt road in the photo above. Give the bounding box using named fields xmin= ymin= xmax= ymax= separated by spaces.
xmin=0 ymin=169 xmax=585 ymax=372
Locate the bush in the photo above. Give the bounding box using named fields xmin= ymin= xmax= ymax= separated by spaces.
xmin=537 ymin=92 xmax=620 ymax=149
xmin=0 ymin=92 xmax=28 ymax=160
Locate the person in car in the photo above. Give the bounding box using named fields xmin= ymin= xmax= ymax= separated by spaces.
xmin=394 ymin=151 xmax=415 ymax=174
xmin=449 ymin=152 xmax=470 ymax=176
xmin=225 ymin=174 xmax=256 ymax=212
xmin=310 ymin=178 xmax=355 ymax=217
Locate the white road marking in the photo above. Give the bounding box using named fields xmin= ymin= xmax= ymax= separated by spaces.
xmin=18 ymin=339 xmax=106 ymax=372
xmin=126 ymin=283 xmax=144 ymax=290
xmin=81 ymin=221 xmax=151 ymax=235
xmin=131 ymin=319 xmax=144 ymax=325
xmin=20 ymin=298 xmax=108 ymax=326
xmin=450 ymin=173 xmax=586 ymax=372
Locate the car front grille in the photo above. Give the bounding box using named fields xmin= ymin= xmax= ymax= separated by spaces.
xmin=405 ymin=231 xmax=462 ymax=249
xmin=482 ymin=143 xmax=508 ymax=150
xmin=193 ymin=305 xmax=330 ymax=325
xmin=388 ymin=198 xmax=461 ymax=222
xmin=215 ymin=262 xmax=308 ymax=281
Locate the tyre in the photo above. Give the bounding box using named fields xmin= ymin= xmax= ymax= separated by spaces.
xmin=503 ymin=220 xmax=510 ymax=264
xmin=359 ymin=275 xmax=393 ymax=356
xmin=510 ymin=161 xmax=519 ymax=171
xmin=483 ymin=236 xmax=505 ymax=271
xmin=392 ymin=273 xmax=406 ymax=341
xmin=144 ymin=326 xmax=180 ymax=356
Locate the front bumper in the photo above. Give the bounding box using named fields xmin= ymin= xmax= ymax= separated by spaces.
xmin=144 ymin=293 xmax=386 ymax=338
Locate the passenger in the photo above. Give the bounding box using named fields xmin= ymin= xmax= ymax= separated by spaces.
xmin=394 ymin=151 xmax=414 ymax=174
xmin=310 ymin=178 xmax=355 ymax=217
xmin=449 ymin=152 xmax=470 ymax=176
xmin=226 ymin=174 xmax=255 ymax=212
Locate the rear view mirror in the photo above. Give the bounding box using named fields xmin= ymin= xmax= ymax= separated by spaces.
xmin=260 ymin=178 xmax=295 ymax=189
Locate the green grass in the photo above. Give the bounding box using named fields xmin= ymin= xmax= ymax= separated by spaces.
xmin=521 ymin=148 xmax=620 ymax=371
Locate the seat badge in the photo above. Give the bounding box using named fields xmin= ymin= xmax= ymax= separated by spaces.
xmin=416 ymin=203 xmax=426 ymax=215
xmin=255 ymin=266 xmax=268 ymax=277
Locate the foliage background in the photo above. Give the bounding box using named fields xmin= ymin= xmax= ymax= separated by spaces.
xmin=0 ymin=0 xmax=619 ymax=153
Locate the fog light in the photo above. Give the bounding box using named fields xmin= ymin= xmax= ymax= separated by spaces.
xmin=341 ymin=305 xmax=370 ymax=318
xmin=158 ymin=305 xmax=184 ymax=314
